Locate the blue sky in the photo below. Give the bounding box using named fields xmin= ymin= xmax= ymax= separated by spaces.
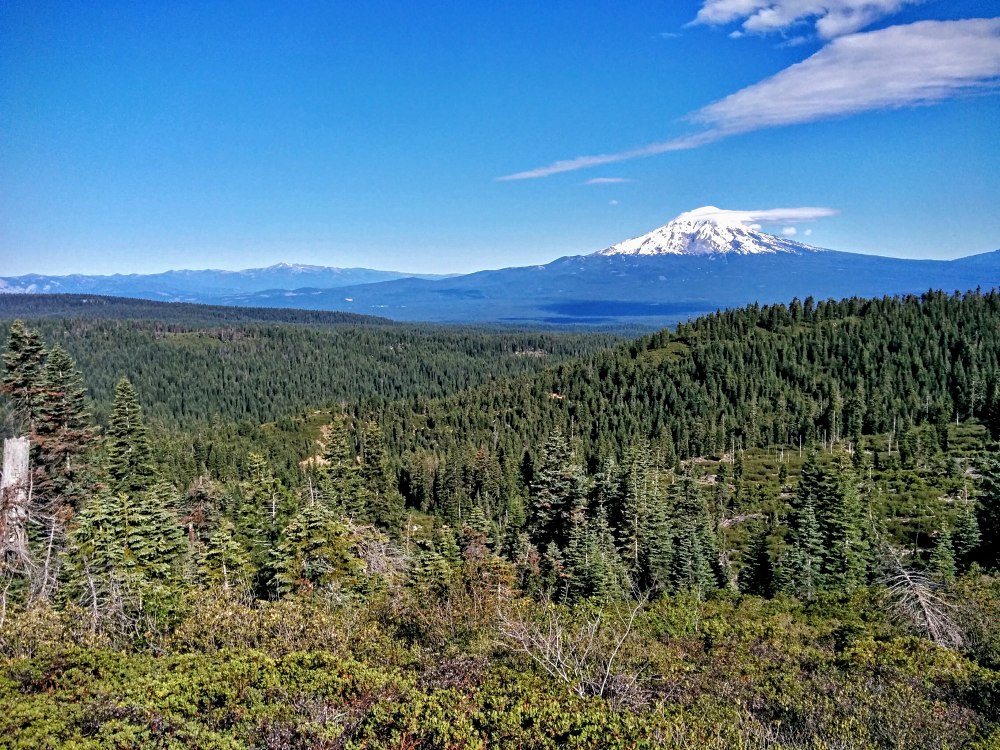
xmin=1 ymin=0 xmax=998 ymax=275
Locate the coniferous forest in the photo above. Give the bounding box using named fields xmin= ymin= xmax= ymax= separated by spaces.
xmin=1 ymin=290 xmax=999 ymax=749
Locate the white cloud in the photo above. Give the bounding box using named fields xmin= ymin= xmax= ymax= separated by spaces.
xmin=584 ymin=177 xmax=634 ymax=185
xmin=693 ymin=0 xmax=924 ymax=39
xmin=677 ymin=206 xmax=837 ymax=227
xmin=804 ymin=228 xmax=813 ymax=236
xmin=691 ymin=19 xmax=1000 ymax=134
xmin=498 ymin=133 xmax=715 ymax=181
xmin=497 ymin=19 xmax=1000 ymax=180
xmin=609 ymin=200 xmax=620 ymax=206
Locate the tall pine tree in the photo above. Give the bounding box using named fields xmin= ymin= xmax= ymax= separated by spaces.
xmin=105 ymin=377 xmax=155 ymax=495
xmin=1 ymin=319 xmax=46 ymax=432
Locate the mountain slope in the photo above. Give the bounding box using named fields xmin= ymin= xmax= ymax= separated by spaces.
xmin=224 ymin=210 xmax=998 ymax=325
xmin=227 ymin=248 xmax=1000 ymax=326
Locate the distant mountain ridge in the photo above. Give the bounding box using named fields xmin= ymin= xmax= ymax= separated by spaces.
xmin=223 ymin=248 xmax=1000 ymax=326
xmin=3 ymin=209 xmax=998 ymax=326
xmin=0 ymin=264 xmax=447 ymax=302
xmin=217 ymin=211 xmax=999 ymax=325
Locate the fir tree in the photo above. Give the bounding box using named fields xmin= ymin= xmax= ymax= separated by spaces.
xmin=669 ymin=474 xmax=718 ymax=597
xmin=436 ymin=525 xmax=463 ymax=567
xmin=272 ymin=502 xmax=362 ymax=596
xmin=739 ymin=521 xmax=775 ymax=597
xmin=527 ymin=432 xmax=587 ymax=549
xmin=358 ymin=421 xmax=403 ymax=533
xmin=32 ymin=345 xmax=95 ymax=508
xmin=642 ymin=483 xmax=674 ymax=595
xmin=588 ymin=501 xmax=630 ymax=601
xmin=317 ymin=414 xmax=365 ymax=516
xmin=952 ymin=499 xmax=981 ymax=572
xmin=1 ymin=319 xmax=46 ymax=431
xmin=62 ymin=483 xmax=185 ymax=628
xmin=60 ymin=492 xmax=126 ymax=622
xmin=795 ymin=450 xmax=825 ymax=515
xmin=928 ymin=526 xmax=956 ymax=582
xmin=117 ymin=482 xmax=186 ymax=580
xmin=199 ymin=520 xmax=255 ymax=593
xmin=822 ymin=461 xmax=869 ymax=592
xmin=105 ymin=377 xmax=155 ymax=495
xmin=975 ymin=456 xmax=1000 ymax=568
xmin=785 ymin=494 xmax=825 ymax=600
xmin=409 ymin=545 xmax=453 ymax=598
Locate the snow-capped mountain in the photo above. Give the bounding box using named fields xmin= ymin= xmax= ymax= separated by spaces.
xmin=4 ymin=206 xmax=998 ymax=327
xmin=596 ymin=206 xmax=824 ymax=257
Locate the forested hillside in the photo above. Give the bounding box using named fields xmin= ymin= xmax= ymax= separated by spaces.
xmin=377 ymin=290 xmax=1000 ymax=515
xmin=0 ymin=293 xmax=394 ymax=325
xmin=1 ymin=292 xmax=999 ymax=748
xmin=0 ymin=304 xmax=619 ymax=427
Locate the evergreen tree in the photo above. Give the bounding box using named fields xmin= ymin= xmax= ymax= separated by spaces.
xmin=105 ymin=377 xmax=155 ymax=495
xmin=465 ymin=505 xmax=493 ymax=547
xmin=1 ymin=319 xmax=46 ymax=431
xmin=118 ymin=482 xmax=187 ymax=579
xmin=272 ymin=502 xmax=362 ymax=596
xmin=358 ymin=421 xmax=404 ymax=533
xmin=562 ymin=498 xmax=628 ymax=602
xmin=795 ymin=450 xmax=825 ymax=515
xmin=588 ymin=501 xmax=630 ymax=601
xmin=669 ymin=474 xmax=718 ymax=597
xmin=437 ymin=525 xmax=463 ymax=566
xmin=409 ymin=544 xmax=454 ymax=598
xmin=976 ymin=456 xmax=1000 ymax=569
xmin=898 ymin=427 xmax=918 ymax=469
xmin=822 ymin=461 xmax=869 ymax=592
xmin=317 ymin=414 xmax=365 ymax=516
xmin=32 ymin=345 xmax=95 ymax=508
xmin=527 ymin=432 xmax=587 ymax=549
xmin=928 ymin=526 xmax=956 ymax=582
xmin=785 ymin=493 xmax=825 ymax=600
xmin=199 ymin=520 xmax=255 ymax=593
xmin=642 ymin=483 xmax=674 ymax=595
xmin=739 ymin=521 xmax=775 ymax=597
xmin=62 ymin=483 xmax=186 ymax=628
xmin=952 ymin=499 xmax=981 ymax=572
xmin=60 ymin=492 xmax=126 ymax=622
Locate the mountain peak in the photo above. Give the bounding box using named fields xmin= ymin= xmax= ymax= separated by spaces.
xmin=595 ymin=206 xmax=825 ymax=257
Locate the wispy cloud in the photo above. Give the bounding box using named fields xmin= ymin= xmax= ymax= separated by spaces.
xmin=691 ymin=19 xmax=1000 ymax=132
xmin=679 ymin=206 xmax=838 ymax=226
xmin=584 ymin=177 xmax=634 ymax=185
xmin=498 ymin=133 xmax=716 ymax=181
xmin=693 ymin=0 xmax=924 ymax=40
xmin=497 ymin=19 xmax=1000 ymax=181
xmin=781 ymin=226 xmax=798 ymax=236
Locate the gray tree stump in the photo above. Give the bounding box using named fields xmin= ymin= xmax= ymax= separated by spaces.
xmin=1 ymin=437 xmax=31 ymax=568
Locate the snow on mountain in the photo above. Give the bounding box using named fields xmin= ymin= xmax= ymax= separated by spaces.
xmin=595 ymin=206 xmax=827 ymax=257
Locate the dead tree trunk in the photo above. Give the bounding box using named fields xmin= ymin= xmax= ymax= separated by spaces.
xmin=1 ymin=437 xmax=31 ymax=570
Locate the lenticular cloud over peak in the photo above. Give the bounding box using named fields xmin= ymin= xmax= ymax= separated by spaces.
xmin=674 ymin=206 xmax=839 ymax=227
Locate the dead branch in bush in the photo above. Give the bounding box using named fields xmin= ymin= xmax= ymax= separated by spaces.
xmin=498 ymin=595 xmax=648 ymax=708
xmin=879 ymin=543 xmax=964 ymax=650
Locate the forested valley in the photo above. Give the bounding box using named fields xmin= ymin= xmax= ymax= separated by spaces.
xmin=1 ymin=290 xmax=999 ymax=749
